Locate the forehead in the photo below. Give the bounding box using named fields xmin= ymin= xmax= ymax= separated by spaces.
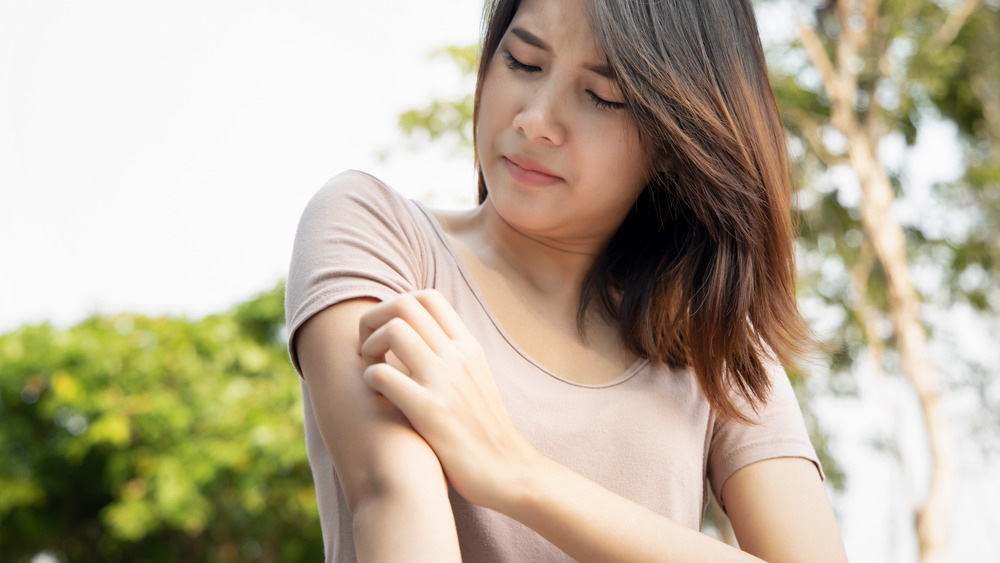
xmin=507 ymin=0 xmax=604 ymax=57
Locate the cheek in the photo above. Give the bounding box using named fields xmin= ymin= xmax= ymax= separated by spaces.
xmin=614 ymin=122 xmax=652 ymax=182
xmin=475 ymin=73 xmax=504 ymax=160
xmin=595 ymin=130 xmax=649 ymax=182
xmin=602 ymin=138 xmax=652 ymax=207
xmin=476 ymin=62 xmax=510 ymax=124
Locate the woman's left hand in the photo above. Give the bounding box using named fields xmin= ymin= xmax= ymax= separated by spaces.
xmin=358 ymin=290 xmax=540 ymax=510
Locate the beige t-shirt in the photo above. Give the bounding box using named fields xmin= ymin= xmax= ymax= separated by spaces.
xmin=285 ymin=170 xmax=822 ymax=562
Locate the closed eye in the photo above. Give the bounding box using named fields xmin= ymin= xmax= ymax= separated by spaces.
xmin=502 ymin=51 xmax=540 ymax=73
xmin=588 ymin=91 xmax=625 ymax=111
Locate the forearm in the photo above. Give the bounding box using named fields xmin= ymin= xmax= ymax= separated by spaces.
xmin=351 ymin=475 xmax=461 ymax=562
xmin=497 ymin=452 xmax=760 ymax=563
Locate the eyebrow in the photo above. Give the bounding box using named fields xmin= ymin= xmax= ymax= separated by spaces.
xmin=509 ymin=26 xmax=616 ymax=79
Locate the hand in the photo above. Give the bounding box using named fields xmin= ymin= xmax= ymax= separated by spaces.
xmin=358 ymin=290 xmax=539 ymax=510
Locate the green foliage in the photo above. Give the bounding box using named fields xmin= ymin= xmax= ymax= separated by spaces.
xmin=398 ymin=45 xmax=479 ymax=151
xmin=0 ymin=282 xmax=322 ymax=562
xmin=771 ymin=0 xmax=1000 ymax=387
xmin=433 ymin=44 xmax=480 ymax=76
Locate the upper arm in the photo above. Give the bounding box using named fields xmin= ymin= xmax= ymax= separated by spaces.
xmin=286 ymin=174 xmax=460 ymax=558
xmin=722 ymin=457 xmax=847 ymax=563
xmin=295 ymin=297 xmax=449 ymax=510
xmin=286 ymin=172 xmax=445 ymax=509
xmin=296 ymin=298 xmax=461 ymax=560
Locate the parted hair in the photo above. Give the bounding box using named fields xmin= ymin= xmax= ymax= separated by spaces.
xmin=473 ymin=0 xmax=815 ymax=422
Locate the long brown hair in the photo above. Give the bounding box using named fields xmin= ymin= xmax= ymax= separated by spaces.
xmin=473 ymin=0 xmax=815 ymax=422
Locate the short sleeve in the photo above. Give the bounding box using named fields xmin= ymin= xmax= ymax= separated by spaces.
xmin=706 ymin=360 xmax=823 ymax=510
xmin=284 ymin=170 xmax=431 ymax=374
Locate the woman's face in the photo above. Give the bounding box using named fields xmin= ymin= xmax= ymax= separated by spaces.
xmin=476 ymin=0 xmax=650 ymax=253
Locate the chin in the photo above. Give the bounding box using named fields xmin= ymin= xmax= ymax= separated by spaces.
xmin=488 ymin=191 xmax=555 ymax=232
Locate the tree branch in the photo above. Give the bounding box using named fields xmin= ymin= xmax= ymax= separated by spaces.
xmin=785 ymin=109 xmax=851 ymax=167
xmin=931 ymin=0 xmax=982 ymax=48
xmin=849 ymin=241 xmax=884 ymax=375
xmin=796 ymin=16 xmax=842 ymax=107
xmin=861 ymin=0 xmax=888 ymax=149
xmin=834 ymin=0 xmax=862 ymax=114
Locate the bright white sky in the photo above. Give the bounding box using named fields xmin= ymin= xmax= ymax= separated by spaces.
xmin=1 ymin=1 xmax=997 ymax=561
xmin=0 ymin=0 xmax=480 ymax=332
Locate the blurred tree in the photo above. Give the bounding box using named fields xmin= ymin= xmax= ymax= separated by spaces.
xmin=0 ymin=283 xmax=322 ymax=562
xmin=397 ymin=45 xmax=478 ymax=155
xmin=767 ymin=1 xmax=999 ymax=560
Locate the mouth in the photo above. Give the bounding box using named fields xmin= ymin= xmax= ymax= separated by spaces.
xmin=503 ymin=154 xmax=562 ymax=186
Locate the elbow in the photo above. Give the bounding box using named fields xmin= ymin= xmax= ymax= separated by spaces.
xmin=340 ymin=448 xmax=450 ymax=518
xmin=345 ymin=459 xmax=461 ymax=561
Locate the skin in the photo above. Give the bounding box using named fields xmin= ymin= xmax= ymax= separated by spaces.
xmin=297 ymin=0 xmax=849 ymax=560
xmin=296 ymin=298 xmax=461 ymax=561
xmin=474 ymin=0 xmax=650 ymax=257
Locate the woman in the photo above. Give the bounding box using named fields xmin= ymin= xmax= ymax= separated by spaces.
xmin=286 ymin=0 xmax=848 ymax=560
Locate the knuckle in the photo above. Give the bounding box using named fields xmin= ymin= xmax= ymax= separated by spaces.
xmin=454 ymin=338 xmax=484 ymax=358
xmin=383 ymin=317 xmax=410 ymax=337
xmin=395 ymin=293 xmax=420 ymax=314
xmin=415 ymin=288 xmax=444 ymax=304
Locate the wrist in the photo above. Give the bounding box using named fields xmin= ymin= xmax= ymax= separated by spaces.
xmin=488 ymin=445 xmax=556 ymax=521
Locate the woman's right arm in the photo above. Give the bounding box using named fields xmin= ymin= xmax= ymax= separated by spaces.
xmin=295 ymin=297 xmax=461 ymax=562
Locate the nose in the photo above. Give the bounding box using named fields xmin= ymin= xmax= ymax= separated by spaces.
xmin=512 ymin=79 xmax=566 ymax=146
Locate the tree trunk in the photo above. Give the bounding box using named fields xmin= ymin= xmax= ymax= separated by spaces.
xmin=796 ymin=1 xmax=956 ymax=560
xmin=841 ymin=120 xmax=955 ymax=563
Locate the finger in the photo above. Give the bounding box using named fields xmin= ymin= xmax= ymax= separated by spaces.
xmin=362 ymin=363 xmax=433 ymax=429
xmin=411 ymin=290 xmax=473 ymax=342
xmin=360 ymin=293 xmax=453 ymax=355
xmin=361 ymin=317 xmax=441 ymax=377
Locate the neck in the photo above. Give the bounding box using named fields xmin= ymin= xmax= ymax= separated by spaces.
xmin=432 ymin=196 xmax=632 ymax=370
xmin=468 ymin=198 xmax=602 ymax=301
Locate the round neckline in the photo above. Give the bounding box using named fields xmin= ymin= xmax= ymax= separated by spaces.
xmin=410 ymin=199 xmax=648 ymax=389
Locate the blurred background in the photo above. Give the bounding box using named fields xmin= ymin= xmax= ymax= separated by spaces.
xmin=1 ymin=0 xmax=997 ymax=561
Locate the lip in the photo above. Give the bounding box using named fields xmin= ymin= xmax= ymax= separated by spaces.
xmin=503 ymin=154 xmax=563 ymax=186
